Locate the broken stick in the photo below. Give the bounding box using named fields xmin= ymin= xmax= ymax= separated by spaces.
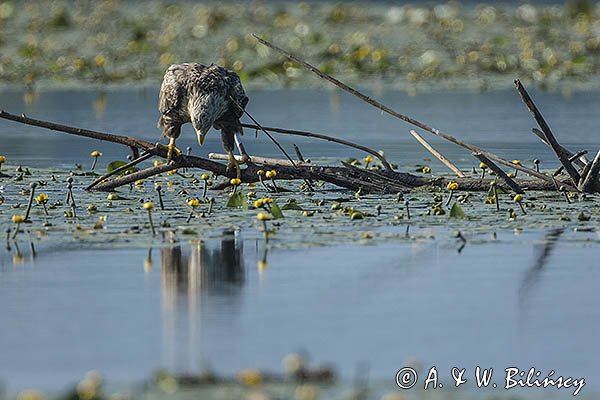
xmin=473 ymin=152 xmax=524 ymax=194
xmin=409 ymin=130 xmax=465 ymax=178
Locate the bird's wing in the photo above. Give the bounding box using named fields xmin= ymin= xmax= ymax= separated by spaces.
xmin=158 ymin=66 xmax=186 ymax=116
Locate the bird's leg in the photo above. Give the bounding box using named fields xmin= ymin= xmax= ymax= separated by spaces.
xmin=227 ymin=150 xmax=241 ymax=179
xmin=234 ymin=133 xmax=250 ymax=164
xmin=226 ymin=150 xmax=241 ymax=179
xmin=166 ymin=137 xmax=182 ymax=163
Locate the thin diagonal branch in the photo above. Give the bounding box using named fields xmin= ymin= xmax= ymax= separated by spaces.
xmin=410 ymin=130 xmax=465 ymax=178
xmin=241 ymin=122 xmax=393 ymax=171
xmin=473 ymin=152 xmax=524 ymax=194
xmin=515 ymin=80 xmax=580 ymax=185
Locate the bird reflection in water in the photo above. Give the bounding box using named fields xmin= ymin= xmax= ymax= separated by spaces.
xmin=157 ymin=230 xmax=244 ymax=372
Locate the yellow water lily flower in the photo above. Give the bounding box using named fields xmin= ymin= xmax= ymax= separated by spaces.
xmin=446 ymin=182 xmax=459 ymax=191
xmin=12 ymin=215 xmax=25 ymax=223
xmin=256 ymin=211 xmax=271 ymax=221
xmin=35 ymin=193 xmax=48 ymax=204
xmin=187 ymin=198 xmax=200 ymax=208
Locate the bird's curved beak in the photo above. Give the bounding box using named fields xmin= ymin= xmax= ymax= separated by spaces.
xmin=197 ymin=129 xmax=208 ymax=146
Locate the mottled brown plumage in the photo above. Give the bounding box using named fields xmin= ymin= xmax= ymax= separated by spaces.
xmin=157 ymin=63 xmax=249 ymax=174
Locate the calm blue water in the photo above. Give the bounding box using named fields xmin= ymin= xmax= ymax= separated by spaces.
xmin=1 ymin=88 xmax=600 ymax=396
xmin=1 ymin=87 xmax=598 ymax=171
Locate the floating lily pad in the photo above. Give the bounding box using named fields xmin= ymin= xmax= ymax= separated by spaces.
xmin=449 ymin=203 xmax=467 ymax=218
xmin=226 ymin=192 xmax=248 ymax=209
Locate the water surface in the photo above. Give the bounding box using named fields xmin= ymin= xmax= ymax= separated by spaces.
xmin=0 ymin=88 xmax=599 ymax=396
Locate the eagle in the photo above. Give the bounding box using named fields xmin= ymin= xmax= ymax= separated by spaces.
xmin=157 ymin=63 xmax=250 ymax=177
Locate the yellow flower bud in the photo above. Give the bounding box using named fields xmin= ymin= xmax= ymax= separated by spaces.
xmin=35 ymin=193 xmax=48 ymax=204
xmin=512 ymin=160 xmax=522 ymax=166
xmin=514 ymin=194 xmax=523 ymax=203
xmin=142 ymin=202 xmax=154 ymax=210
xmin=257 ymin=169 xmax=265 ymax=176
xmin=262 ymin=197 xmax=273 ymax=203
xmin=363 ymin=155 xmax=373 ymax=164
xmin=201 ymin=173 xmax=210 ymax=180
xmin=153 ymin=160 xmax=163 ymax=167
xmin=0 ymin=156 xmax=6 ymax=163
xmin=135 ymin=180 xmax=144 ymax=185
xmin=265 ymin=170 xmax=277 ymax=179
xmin=230 ymin=178 xmax=241 ymax=186
xmin=256 ymin=211 xmax=271 ymax=221
xmin=12 ymin=215 xmax=25 ymax=223
xmin=421 ymin=166 xmax=431 ymax=174
xmin=446 ymin=182 xmax=459 ymax=191
xmin=479 ymin=162 xmax=488 ymax=169
xmin=253 ymin=199 xmax=264 ymax=208
xmin=507 ymin=173 xmax=515 ymax=178
xmin=90 ymin=151 xmax=102 ymax=157
xmin=167 ymin=169 xmax=176 ymax=175
xmin=187 ymin=198 xmax=200 ymax=208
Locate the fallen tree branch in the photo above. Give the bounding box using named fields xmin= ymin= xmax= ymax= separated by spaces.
xmin=209 ymin=152 xmax=312 ymax=167
xmin=473 ymin=152 xmax=524 ymax=194
xmin=0 ymin=109 xmax=575 ymax=194
xmin=241 ymin=122 xmax=393 ymax=171
xmin=578 ymin=149 xmax=600 ymax=193
xmin=515 ymin=80 xmax=580 ymax=185
xmin=532 ymin=128 xmax=587 ymax=168
xmin=252 ymin=35 xmax=577 ymax=192
xmin=409 ymin=130 xmax=465 ymax=178
xmin=86 ymin=151 xmax=153 ymax=190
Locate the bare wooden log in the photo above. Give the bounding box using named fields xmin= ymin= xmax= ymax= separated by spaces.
xmin=515 ymin=80 xmax=580 ymax=185
xmin=241 ymin=123 xmax=393 ymax=171
xmin=253 ymin=36 xmax=577 ymax=191
xmin=209 ymin=152 xmax=313 ymax=167
xmin=578 ymin=149 xmax=600 ymax=193
xmin=0 ymin=109 xmax=575 ymax=194
xmin=409 ymin=130 xmax=465 ymax=178
xmin=472 ymin=152 xmax=524 ymax=194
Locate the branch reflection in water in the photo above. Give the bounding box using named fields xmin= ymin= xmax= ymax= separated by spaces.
xmin=156 ymin=230 xmax=245 ymax=372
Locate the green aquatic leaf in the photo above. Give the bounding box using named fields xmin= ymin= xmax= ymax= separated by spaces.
xmin=487 ymin=185 xmax=508 ymax=197
xmin=106 ymin=160 xmax=139 ymax=175
xmin=449 ymin=203 xmax=467 ymax=218
xmin=281 ymin=199 xmax=303 ymax=211
xmin=226 ymin=192 xmax=248 ymax=209
xmin=270 ymin=202 xmax=284 ymax=219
